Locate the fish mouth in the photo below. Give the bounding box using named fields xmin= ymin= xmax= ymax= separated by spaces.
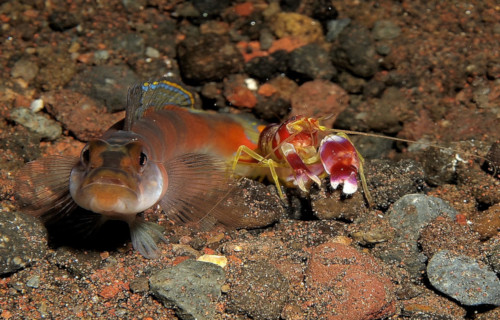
xmin=77 ymin=182 xmax=140 ymax=215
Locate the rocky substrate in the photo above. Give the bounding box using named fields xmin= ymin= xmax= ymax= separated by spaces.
xmin=0 ymin=0 xmax=499 ymax=319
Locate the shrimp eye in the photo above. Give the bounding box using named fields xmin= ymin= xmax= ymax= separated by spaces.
xmin=139 ymin=152 xmax=148 ymax=167
xmin=81 ymin=145 xmax=90 ymax=166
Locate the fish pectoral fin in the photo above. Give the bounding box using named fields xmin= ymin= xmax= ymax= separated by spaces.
xmin=15 ymin=156 xmax=80 ymax=221
xmin=129 ymin=217 xmax=167 ymax=259
xmin=159 ymin=152 xmax=242 ymax=231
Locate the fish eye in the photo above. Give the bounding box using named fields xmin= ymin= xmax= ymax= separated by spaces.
xmin=81 ymin=145 xmax=90 ymax=165
xmin=139 ymin=152 xmax=148 ymax=167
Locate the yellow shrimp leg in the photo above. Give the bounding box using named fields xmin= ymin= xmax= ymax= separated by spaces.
xmin=232 ymin=145 xmax=286 ymax=200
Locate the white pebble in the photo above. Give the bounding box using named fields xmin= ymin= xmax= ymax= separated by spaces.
xmin=244 ymin=78 xmax=258 ymax=91
xmin=30 ymin=98 xmax=44 ymax=112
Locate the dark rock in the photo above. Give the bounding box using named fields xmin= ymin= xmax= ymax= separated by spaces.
xmin=178 ymin=34 xmax=243 ymax=83
xmin=48 ymin=11 xmax=79 ymax=31
xmin=288 ymin=44 xmax=336 ymax=80
xmin=129 ymin=276 xmax=149 ymax=294
xmin=485 ymin=238 xmax=500 ymax=274
xmin=427 ymin=250 xmax=500 ymax=306
xmin=227 ymin=261 xmax=289 ymax=320
xmin=311 ymin=185 xmax=367 ymax=221
xmin=311 ymin=0 xmax=338 ymax=22
xmin=149 ymin=259 xmax=226 ymax=320
xmin=0 ymin=212 xmax=47 ymax=275
xmin=244 ymin=50 xmax=288 ymax=81
xmin=224 ymin=178 xmax=283 ymax=229
xmin=254 ymin=95 xmax=290 ymax=122
xmin=365 ymin=159 xmax=426 ymax=210
xmin=331 ymin=24 xmax=378 ymax=78
xmin=68 ymin=65 xmax=139 ymax=112
xmin=192 ymin=0 xmax=230 ymax=18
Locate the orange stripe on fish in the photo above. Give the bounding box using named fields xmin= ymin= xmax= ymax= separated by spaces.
xmin=16 ymin=78 xmax=264 ymax=258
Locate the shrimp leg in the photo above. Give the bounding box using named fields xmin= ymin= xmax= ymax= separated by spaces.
xmin=232 ymin=145 xmax=286 ymax=199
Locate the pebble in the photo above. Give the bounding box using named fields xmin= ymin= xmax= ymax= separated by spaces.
xmin=290 ymin=79 xmax=349 ymax=128
xmin=226 ymin=261 xmax=289 ymax=320
xmin=331 ymin=24 xmax=378 ymax=78
xmin=372 ymin=20 xmax=401 ymax=40
xmin=427 ymin=250 xmax=500 ymax=306
xmin=243 ymin=50 xmax=288 ymax=81
xmin=145 ymin=47 xmax=160 ymax=58
xmin=9 ymin=107 xmax=62 ymax=140
xmin=30 ymin=98 xmax=44 ymax=112
xmin=178 ymin=34 xmax=243 ymax=83
xmin=376 ymin=194 xmax=458 ymax=279
xmin=11 ymin=58 xmax=39 ymax=81
xmin=0 ymin=212 xmax=47 ymax=275
xmin=26 ymin=275 xmax=40 ymax=288
xmin=288 ymin=43 xmax=336 ymax=80
xmin=149 ymin=259 xmax=226 ymax=320
xmin=269 ymin=12 xmax=324 ymax=44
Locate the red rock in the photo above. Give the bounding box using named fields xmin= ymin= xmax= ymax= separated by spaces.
xmin=305 ymin=242 xmax=396 ymax=320
xmin=43 ymin=89 xmax=124 ymax=141
xmin=290 ymin=80 xmax=349 ymax=129
xmin=99 ymin=285 xmax=121 ymax=299
xmin=237 ymin=41 xmax=268 ymax=62
xmin=268 ymin=37 xmax=308 ymax=54
xmin=225 ymin=85 xmax=257 ymax=109
xmin=234 ymin=2 xmax=254 ymax=17
xmin=258 ymin=83 xmax=278 ymax=97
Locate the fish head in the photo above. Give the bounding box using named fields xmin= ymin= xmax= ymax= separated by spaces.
xmin=69 ymin=133 xmax=165 ymax=219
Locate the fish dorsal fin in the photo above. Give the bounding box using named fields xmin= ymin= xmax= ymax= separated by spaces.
xmin=158 ymin=152 xmax=242 ymax=231
xmin=124 ymin=79 xmax=195 ymax=131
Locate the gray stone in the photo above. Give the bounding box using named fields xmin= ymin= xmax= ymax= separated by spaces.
xmin=376 ymin=194 xmax=458 ymax=279
xmin=427 ymin=250 xmax=500 ymax=306
xmin=9 ymin=107 xmax=62 ymax=141
xmin=11 ymin=58 xmax=39 ymax=81
xmin=149 ymin=259 xmax=225 ymax=320
xmin=325 ymin=18 xmax=351 ymax=42
xmin=373 ymin=20 xmax=401 ymax=40
xmin=0 ymin=212 xmax=47 ymax=275
xmin=68 ymin=65 xmax=139 ymax=112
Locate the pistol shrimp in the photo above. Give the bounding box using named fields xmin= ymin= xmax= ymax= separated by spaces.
xmin=232 ymin=115 xmax=372 ymax=206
